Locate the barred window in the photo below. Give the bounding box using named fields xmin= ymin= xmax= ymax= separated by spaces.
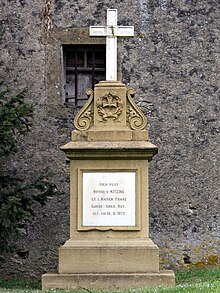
xmin=63 ymin=45 xmax=106 ymax=106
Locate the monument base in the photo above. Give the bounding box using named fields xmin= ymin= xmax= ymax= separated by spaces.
xmin=58 ymin=239 xmax=159 ymax=274
xmin=42 ymin=271 xmax=175 ymax=290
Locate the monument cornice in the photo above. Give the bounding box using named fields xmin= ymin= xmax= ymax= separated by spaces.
xmin=61 ymin=141 xmax=158 ymax=160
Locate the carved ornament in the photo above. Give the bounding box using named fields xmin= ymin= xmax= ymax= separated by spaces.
xmin=126 ymin=88 xmax=147 ymax=130
xmin=74 ymin=89 xmax=94 ymax=131
xmin=97 ymin=91 xmax=123 ymax=122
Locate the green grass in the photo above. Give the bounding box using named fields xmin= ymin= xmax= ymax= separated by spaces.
xmin=0 ymin=278 xmax=40 ymax=290
xmin=0 ymin=268 xmax=219 ymax=293
xmin=175 ymin=268 xmax=220 ymax=285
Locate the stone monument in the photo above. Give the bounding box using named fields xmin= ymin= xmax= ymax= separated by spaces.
xmin=42 ymin=9 xmax=175 ymax=290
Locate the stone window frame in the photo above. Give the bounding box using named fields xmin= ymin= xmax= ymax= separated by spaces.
xmin=44 ymin=28 xmax=122 ymax=107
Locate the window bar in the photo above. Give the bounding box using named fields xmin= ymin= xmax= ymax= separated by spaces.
xmin=75 ymin=49 xmax=78 ymax=105
xmin=92 ymin=49 xmax=95 ymax=89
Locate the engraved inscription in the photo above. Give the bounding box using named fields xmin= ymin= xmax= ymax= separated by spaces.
xmin=82 ymin=172 xmax=136 ymax=226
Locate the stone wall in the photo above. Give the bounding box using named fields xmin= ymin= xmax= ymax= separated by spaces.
xmin=0 ymin=0 xmax=219 ymax=277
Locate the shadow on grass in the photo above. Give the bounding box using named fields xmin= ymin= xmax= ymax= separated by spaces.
xmin=0 ymin=279 xmax=41 ymax=290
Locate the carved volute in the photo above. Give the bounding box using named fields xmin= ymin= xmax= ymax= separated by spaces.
xmin=73 ymin=81 xmax=148 ymax=141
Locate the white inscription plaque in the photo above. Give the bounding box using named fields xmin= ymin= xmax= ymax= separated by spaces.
xmin=82 ymin=172 xmax=136 ymax=226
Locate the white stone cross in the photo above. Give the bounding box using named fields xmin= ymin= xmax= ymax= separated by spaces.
xmin=90 ymin=9 xmax=134 ymax=81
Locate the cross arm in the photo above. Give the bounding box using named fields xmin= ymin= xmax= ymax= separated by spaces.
xmin=117 ymin=26 xmax=134 ymax=37
xmin=90 ymin=26 xmax=106 ymax=37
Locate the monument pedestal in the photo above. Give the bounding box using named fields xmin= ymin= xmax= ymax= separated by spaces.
xmin=42 ymin=81 xmax=175 ymax=289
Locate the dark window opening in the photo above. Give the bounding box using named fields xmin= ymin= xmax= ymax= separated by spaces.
xmin=63 ymin=45 xmax=106 ymax=106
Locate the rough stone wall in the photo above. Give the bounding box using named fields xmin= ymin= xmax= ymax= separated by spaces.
xmin=0 ymin=0 xmax=219 ymax=277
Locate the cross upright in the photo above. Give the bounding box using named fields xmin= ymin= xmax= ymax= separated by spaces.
xmin=90 ymin=9 xmax=134 ymax=81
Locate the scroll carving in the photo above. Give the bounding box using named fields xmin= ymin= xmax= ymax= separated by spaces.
xmin=126 ymin=88 xmax=147 ymax=130
xmin=74 ymin=89 xmax=94 ymax=131
xmin=97 ymin=91 xmax=123 ymax=122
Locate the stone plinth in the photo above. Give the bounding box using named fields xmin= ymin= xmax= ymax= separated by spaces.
xmin=59 ymin=239 xmax=159 ymax=274
xmin=42 ymin=271 xmax=175 ymax=290
xmin=42 ymin=81 xmax=175 ymax=290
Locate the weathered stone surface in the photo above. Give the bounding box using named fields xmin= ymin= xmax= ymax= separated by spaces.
xmin=0 ymin=0 xmax=219 ymax=278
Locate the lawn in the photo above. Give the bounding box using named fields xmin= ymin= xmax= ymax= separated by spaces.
xmin=0 ymin=268 xmax=219 ymax=293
